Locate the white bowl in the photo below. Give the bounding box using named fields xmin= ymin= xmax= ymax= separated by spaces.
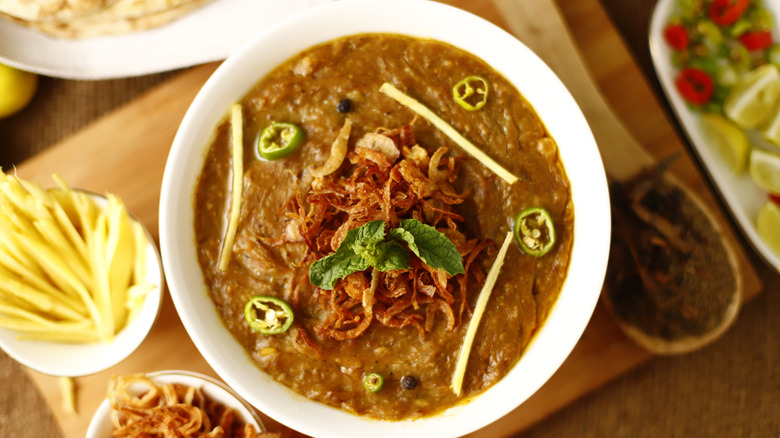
xmin=85 ymin=370 xmax=265 ymax=438
xmin=159 ymin=1 xmax=611 ymax=437
xmin=0 ymin=191 xmax=164 ymax=377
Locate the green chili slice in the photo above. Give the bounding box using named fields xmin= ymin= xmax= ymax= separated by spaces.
xmin=363 ymin=373 xmax=384 ymax=393
xmin=243 ymin=295 xmax=294 ymax=335
xmin=452 ymin=75 xmax=489 ymax=111
xmin=513 ymin=207 xmax=556 ymax=257
xmin=257 ymin=122 xmax=303 ymax=160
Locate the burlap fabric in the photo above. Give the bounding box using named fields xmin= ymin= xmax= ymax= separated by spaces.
xmin=0 ymin=0 xmax=777 ymax=437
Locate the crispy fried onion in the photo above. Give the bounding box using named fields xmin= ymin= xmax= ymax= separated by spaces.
xmin=288 ymin=123 xmax=490 ymax=341
xmin=108 ymin=374 xmax=279 ymax=438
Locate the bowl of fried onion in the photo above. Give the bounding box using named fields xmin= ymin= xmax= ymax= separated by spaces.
xmin=86 ymin=370 xmax=275 ymax=438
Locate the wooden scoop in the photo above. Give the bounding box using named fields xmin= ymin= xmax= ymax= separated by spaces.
xmin=494 ymin=0 xmax=743 ymax=354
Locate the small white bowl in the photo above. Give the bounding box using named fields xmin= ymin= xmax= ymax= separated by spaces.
xmin=0 ymin=191 xmax=164 ymax=377
xmin=160 ymin=1 xmax=610 ymax=437
xmin=85 ymin=370 xmax=265 ymax=438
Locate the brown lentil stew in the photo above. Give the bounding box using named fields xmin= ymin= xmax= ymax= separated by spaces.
xmin=194 ymin=33 xmax=574 ymax=420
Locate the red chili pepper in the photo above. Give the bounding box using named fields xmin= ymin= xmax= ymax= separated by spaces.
xmin=709 ymin=0 xmax=749 ymax=26
xmin=664 ymin=24 xmax=690 ymax=50
xmin=675 ymin=68 xmax=714 ymax=105
xmin=769 ymin=193 xmax=780 ymax=205
xmin=739 ymin=31 xmax=773 ymax=51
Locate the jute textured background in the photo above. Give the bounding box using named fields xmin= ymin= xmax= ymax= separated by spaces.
xmin=0 ymin=0 xmax=777 ymax=437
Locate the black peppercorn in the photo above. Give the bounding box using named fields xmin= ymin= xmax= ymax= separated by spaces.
xmin=400 ymin=375 xmax=418 ymax=390
xmin=336 ymin=98 xmax=352 ymax=113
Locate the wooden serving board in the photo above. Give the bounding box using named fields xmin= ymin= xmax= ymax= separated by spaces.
xmin=16 ymin=0 xmax=762 ymax=437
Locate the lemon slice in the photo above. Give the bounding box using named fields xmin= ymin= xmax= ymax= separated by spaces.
xmin=700 ymin=113 xmax=751 ymax=174
xmin=724 ymin=64 xmax=780 ymax=130
xmin=756 ymin=200 xmax=780 ymax=256
xmin=748 ymin=148 xmax=780 ymax=194
xmin=760 ymin=98 xmax=780 ymax=146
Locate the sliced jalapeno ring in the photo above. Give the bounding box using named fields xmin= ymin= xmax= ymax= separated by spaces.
xmin=513 ymin=207 xmax=556 ymax=257
xmin=257 ymin=122 xmax=304 ymax=160
xmin=363 ymin=373 xmax=384 ymax=393
xmin=452 ymin=75 xmax=489 ymax=111
xmin=244 ymin=295 xmax=294 ymax=335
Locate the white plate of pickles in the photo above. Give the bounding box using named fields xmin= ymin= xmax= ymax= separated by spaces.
xmin=650 ymin=0 xmax=780 ymax=272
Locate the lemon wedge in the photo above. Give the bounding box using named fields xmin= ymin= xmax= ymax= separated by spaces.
xmin=724 ymin=64 xmax=780 ymax=130
xmin=760 ymin=98 xmax=780 ymax=147
xmin=749 ymin=148 xmax=780 ymax=194
xmin=0 ymin=62 xmax=37 ymax=119
xmin=756 ymin=200 xmax=780 ymax=256
xmin=700 ymin=113 xmax=751 ymax=174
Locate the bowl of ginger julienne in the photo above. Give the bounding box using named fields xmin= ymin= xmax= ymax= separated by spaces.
xmin=0 ymin=170 xmax=164 ymax=377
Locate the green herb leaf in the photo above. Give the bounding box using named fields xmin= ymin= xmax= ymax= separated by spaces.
xmin=349 ymin=220 xmax=387 ymax=266
xmin=374 ymin=241 xmax=410 ymax=271
xmin=308 ymin=219 xmax=463 ymax=290
xmin=309 ymin=221 xmax=388 ymax=290
xmin=353 ymin=220 xmax=387 ymax=243
xmin=390 ymin=219 xmax=465 ymax=275
xmin=309 ymin=247 xmax=371 ymax=290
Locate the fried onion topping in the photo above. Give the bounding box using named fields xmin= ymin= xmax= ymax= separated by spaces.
xmin=288 ymin=123 xmax=490 ymax=341
xmin=108 ymin=374 xmax=279 ymax=438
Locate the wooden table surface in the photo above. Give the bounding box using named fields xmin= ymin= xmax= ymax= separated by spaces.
xmin=1 ymin=0 xmax=778 ymax=437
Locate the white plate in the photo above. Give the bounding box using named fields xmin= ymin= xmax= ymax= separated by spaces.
xmin=649 ymin=0 xmax=780 ymax=272
xmin=0 ymin=0 xmax=331 ymax=80
xmin=85 ymin=370 xmax=265 ymax=438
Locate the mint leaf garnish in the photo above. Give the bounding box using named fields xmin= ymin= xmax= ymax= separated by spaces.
xmin=310 ymin=220 xmax=398 ymax=290
xmin=391 ymin=219 xmax=465 ymax=275
xmin=374 ymin=241 xmax=410 ymax=271
xmin=308 ymin=219 xmax=464 ymax=290
xmin=309 ymin=246 xmax=371 ymax=290
xmin=350 ymin=220 xmax=387 ymax=266
xmin=353 ymin=219 xmax=387 ymax=243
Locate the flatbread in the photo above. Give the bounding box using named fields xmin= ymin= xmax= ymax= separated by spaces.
xmin=0 ymin=0 xmax=211 ymax=38
xmin=0 ymin=0 xmax=118 ymax=22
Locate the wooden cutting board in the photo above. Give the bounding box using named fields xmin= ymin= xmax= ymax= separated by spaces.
xmin=16 ymin=0 xmax=762 ymax=437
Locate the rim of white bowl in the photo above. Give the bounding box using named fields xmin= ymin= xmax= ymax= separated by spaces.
xmin=160 ymin=1 xmax=610 ymax=437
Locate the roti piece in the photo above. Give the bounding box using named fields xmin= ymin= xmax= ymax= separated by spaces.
xmin=0 ymin=0 xmax=211 ymax=38
xmin=0 ymin=0 xmax=117 ymax=22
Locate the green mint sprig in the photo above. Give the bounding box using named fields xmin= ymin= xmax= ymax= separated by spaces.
xmin=309 ymin=219 xmax=465 ymax=290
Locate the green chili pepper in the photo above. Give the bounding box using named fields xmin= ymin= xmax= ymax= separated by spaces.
xmin=452 ymin=75 xmax=489 ymax=111
xmin=257 ymin=122 xmax=304 ymax=160
xmin=513 ymin=207 xmax=556 ymax=257
xmin=363 ymin=373 xmax=384 ymax=393
xmin=244 ymin=295 xmax=294 ymax=335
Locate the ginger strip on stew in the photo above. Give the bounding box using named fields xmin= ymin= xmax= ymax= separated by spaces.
xmin=218 ymin=103 xmax=244 ymax=271
xmin=379 ymin=82 xmax=519 ymax=185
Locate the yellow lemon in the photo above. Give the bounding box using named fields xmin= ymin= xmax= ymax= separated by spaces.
xmin=0 ymin=62 xmax=37 ymax=119
xmin=724 ymin=64 xmax=780 ymax=130
xmin=760 ymin=98 xmax=780 ymax=147
xmin=756 ymin=200 xmax=780 ymax=256
xmin=700 ymin=113 xmax=751 ymax=174
xmin=748 ymin=147 xmax=780 ymax=194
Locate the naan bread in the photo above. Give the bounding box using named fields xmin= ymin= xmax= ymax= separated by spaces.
xmin=0 ymin=0 xmax=118 ymax=22
xmin=0 ymin=0 xmax=212 ymax=38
